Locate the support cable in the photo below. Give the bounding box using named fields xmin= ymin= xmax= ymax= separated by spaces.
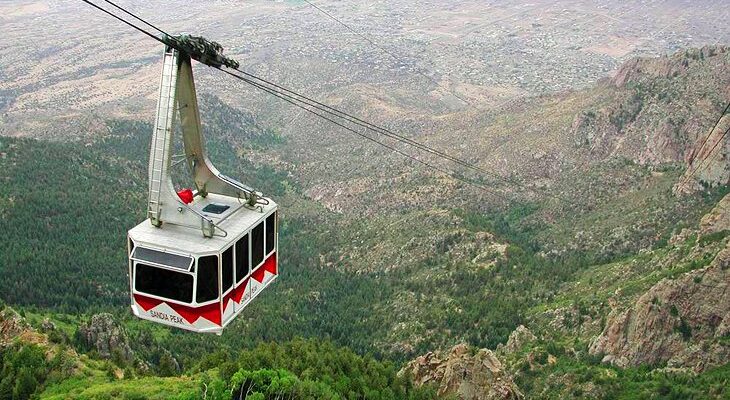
xmin=679 ymin=102 xmax=730 ymax=187
xmin=301 ymin=0 xmax=472 ymax=106
xmin=79 ymin=0 xmax=162 ymax=43
xmin=101 ymin=0 xmax=171 ymax=37
xmin=228 ymin=65 xmax=540 ymax=192
xmin=683 ymin=124 xmax=730 ymax=185
xmin=217 ymin=68 xmax=513 ymax=201
xmin=78 ymin=0 xmax=566 ymax=202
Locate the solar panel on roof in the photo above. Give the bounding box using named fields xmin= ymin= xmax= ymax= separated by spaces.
xmin=202 ymin=203 xmax=231 ymax=214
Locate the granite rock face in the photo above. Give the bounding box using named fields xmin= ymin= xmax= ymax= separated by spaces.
xmin=699 ymin=194 xmax=730 ymax=235
xmin=402 ymin=343 xmax=523 ymax=400
xmin=78 ymin=313 xmax=134 ymax=363
xmin=499 ymin=325 xmax=537 ymax=355
xmin=590 ymin=244 xmax=730 ymax=372
xmin=611 ymin=47 xmax=727 ymax=88
xmin=571 ymin=45 xmax=730 ymax=189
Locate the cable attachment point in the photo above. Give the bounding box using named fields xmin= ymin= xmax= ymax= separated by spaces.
xmin=163 ymin=34 xmax=240 ymax=69
xmin=241 ymin=190 xmax=270 ymax=212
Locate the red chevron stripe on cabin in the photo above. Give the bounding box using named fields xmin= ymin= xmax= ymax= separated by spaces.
xmin=134 ymin=294 xmax=162 ymax=311
xmin=265 ymin=253 xmax=278 ymax=275
xmin=175 ymin=302 xmax=221 ymax=326
xmin=251 ymin=265 xmax=266 ymax=283
xmin=134 ymin=294 xmax=221 ymax=326
xmin=252 ymin=253 xmax=278 ymax=283
xmin=234 ymin=278 xmax=248 ymax=303
xmin=223 ymin=278 xmax=249 ymax=304
xmin=133 ymin=253 xmax=276 ymax=327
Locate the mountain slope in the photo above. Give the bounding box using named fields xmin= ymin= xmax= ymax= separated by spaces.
xmin=270 ymin=46 xmax=729 ymax=219
xmin=404 ymin=195 xmax=729 ymax=398
xmin=0 ymin=46 xmax=729 ymax=399
xmin=1 ymin=307 xmax=434 ymax=399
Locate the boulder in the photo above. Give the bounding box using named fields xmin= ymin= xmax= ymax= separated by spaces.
xmin=41 ymin=318 xmax=56 ymax=332
xmin=401 ymin=343 xmax=523 ymax=400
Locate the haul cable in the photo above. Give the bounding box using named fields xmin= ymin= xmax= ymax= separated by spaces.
xmin=301 ymin=0 xmax=472 ymax=107
xmin=679 ymin=101 xmax=730 ymax=187
xmin=81 ymin=0 xmax=564 ymax=201
xmin=218 ymin=67 xmax=514 ymax=200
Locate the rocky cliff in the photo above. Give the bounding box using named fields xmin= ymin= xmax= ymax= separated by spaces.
xmin=700 ymin=194 xmax=730 ymax=234
xmin=401 ymin=343 xmax=523 ymax=400
xmin=589 ymin=195 xmax=730 ymax=372
xmin=77 ymin=313 xmax=134 ymax=363
xmin=0 ymin=307 xmax=30 ymax=347
xmin=571 ymin=45 xmax=730 ymax=188
xmin=611 ymin=47 xmax=727 ymax=89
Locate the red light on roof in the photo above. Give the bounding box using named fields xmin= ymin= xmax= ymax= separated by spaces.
xmin=177 ymin=189 xmax=194 ymax=204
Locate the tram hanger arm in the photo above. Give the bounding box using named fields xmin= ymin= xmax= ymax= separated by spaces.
xmin=174 ymin=52 xmax=257 ymax=200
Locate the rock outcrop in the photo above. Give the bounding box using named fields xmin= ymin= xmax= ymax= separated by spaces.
xmin=699 ymin=194 xmax=730 ymax=235
xmin=0 ymin=307 xmax=28 ymax=346
xmin=78 ymin=313 xmax=134 ymax=363
xmin=589 ymin=244 xmax=730 ymax=372
xmin=611 ymin=46 xmax=726 ymax=88
xmin=571 ymin=45 xmax=730 ymax=188
xmin=499 ymin=325 xmax=537 ymax=355
xmin=401 ymin=343 xmax=523 ymax=400
xmin=0 ymin=307 xmax=81 ymax=376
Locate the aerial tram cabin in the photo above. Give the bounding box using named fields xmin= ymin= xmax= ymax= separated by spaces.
xmin=127 ymin=38 xmax=277 ymax=334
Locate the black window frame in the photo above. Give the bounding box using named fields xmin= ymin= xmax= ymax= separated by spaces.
xmin=235 ymin=233 xmax=250 ymax=283
xmin=251 ymin=222 xmax=264 ymax=268
xmin=222 ymin=246 xmax=234 ymax=294
xmin=134 ymin=262 xmax=194 ymax=304
xmin=265 ymin=212 xmax=276 ymax=256
xmin=196 ymin=255 xmax=219 ymax=304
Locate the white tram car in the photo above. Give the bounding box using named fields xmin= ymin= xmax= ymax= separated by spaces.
xmin=127 ymin=40 xmax=277 ymax=334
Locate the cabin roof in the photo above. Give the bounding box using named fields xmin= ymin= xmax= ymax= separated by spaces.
xmin=128 ymin=193 xmax=277 ymax=255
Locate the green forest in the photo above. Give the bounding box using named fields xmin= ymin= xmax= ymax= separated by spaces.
xmin=1 ymin=102 xmax=728 ymax=398
xmin=0 ymin=334 xmax=438 ymax=399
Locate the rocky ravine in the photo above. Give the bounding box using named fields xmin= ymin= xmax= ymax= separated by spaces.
xmin=590 ymin=194 xmax=730 ymax=372
xmin=404 ymin=195 xmax=729 ymax=398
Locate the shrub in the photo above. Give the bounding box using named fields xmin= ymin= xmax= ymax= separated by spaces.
xmin=676 ymin=318 xmax=692 ymax=341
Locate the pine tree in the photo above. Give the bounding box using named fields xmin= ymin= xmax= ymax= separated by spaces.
xmin=0 ymin=375 xmax=14 ymax=400
xmin=12 ymin=368 xmax=37 ymax=400
xmin=158 ymin=351 xmax=178 ymax=377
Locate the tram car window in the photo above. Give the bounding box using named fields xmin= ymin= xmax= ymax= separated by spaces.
xmin=196 ymin=255 xmax=219 ymax=303
xmin=135 ymin=264 xmax=193 ymax=303
xmin=252 ymin=222 xmax=265 ymax=268
xmin=266 ymin=212 xmax=276 ymax=255
xmin=235 ymin=234 xmax=249 ymax=283
xmin=222 ymin=246 xmax=234 ymax=292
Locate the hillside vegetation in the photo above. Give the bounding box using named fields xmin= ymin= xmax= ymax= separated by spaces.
xmin=0 ymin=46 xmax=729 ymax=399
xmin=0 ymin=309 xmax=435 ymax=399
